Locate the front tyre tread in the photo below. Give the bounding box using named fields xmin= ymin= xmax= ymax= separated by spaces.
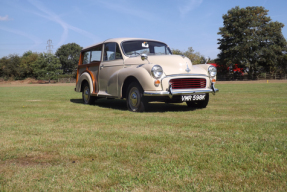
xmin=186 ymin=93 xmax=209 ymax=108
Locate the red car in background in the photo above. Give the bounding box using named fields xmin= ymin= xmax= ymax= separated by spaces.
xmin=208 ymin=63 xmax=244 ymax=75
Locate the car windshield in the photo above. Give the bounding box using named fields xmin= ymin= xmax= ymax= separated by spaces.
xmin=122 ymin=40 xmax=172 ymax=56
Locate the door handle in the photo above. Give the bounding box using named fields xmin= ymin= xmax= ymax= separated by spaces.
xmin=100 ymin=65 xmax=104 ymax=69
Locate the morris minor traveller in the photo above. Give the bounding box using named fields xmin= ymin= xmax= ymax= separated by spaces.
xmin=75 ymin=38 xmax=219 ymax=112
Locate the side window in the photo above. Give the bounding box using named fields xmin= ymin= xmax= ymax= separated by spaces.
xmin=82 ymin=51 xmax=91 ymax=64
xmin=104 ymin=43 xmax=115 ymax=61
xmin=91 ymin=45 xmax=102 ymax=62
xmin=104 ymin=43 xmax=123 ymax=61
xmin=82 ymin=44 xmax=102 ymax=64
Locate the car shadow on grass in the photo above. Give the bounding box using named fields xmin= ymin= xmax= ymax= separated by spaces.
xmin=70 ymin=98 xmax=197 ymax=112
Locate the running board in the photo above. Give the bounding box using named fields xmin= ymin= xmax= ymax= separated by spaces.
xmin=92 ymin=91 xmax=113 ymax=97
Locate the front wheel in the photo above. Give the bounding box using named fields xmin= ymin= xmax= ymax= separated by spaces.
xmin=186 ymin=93 xmax=209 ymax=108
xmin=82 ymin=82 xmax=96 ymax=105
xmin=126 ymin=82 xmax=147 ymax=112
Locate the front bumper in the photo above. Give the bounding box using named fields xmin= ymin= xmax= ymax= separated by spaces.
xmin=144 ymin=88 xmax=219 ymax=96
xmin=144 ymin=82 xmax=219 ymax=98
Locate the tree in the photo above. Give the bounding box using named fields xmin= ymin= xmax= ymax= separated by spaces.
xmin=171 ymin=47 xmax=204 ymax=64
xmin=0 ymin=54 xmax=23 ymax=80
xmin=217 ymin=6 xmax=287 ymax=78
xmin=0 ymin=57 xmax=7 ymax=78
xmin=277 ymin=51 xmax=287 ymax=74
xmin=32 ymin=53 xmax=62 ymax=80
xmin=171 ymin=49 xmax=183 ymax=55
xmin=55 ymin=43 xmax=82 ymax=75
xmin=20 ymin=51 xmax=39 ymax=78
xmin=282 ymin=52 xmax=287 ymax=73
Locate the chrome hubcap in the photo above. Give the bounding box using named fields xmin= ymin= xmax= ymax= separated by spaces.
xmin=129 ymin=87 xmax=140 ymax=110
xmin=130 ymin=92 xmax=138 ymax=106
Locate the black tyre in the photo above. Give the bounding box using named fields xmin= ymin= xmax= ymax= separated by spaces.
xmin=82 ymin=82 xmax=96 ymax=105
xmin=186 ymin=93 xmax=209 ymax=108
xmin=186 ymin=100 xmax=196 ymax=108
xmin=126 ymin=82 xmax=147 ymax=112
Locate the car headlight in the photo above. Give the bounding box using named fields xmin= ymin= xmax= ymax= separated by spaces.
xmin=151 ymin=65 xmax=163 ymax=79
xmin=208 ymin=66 xmax=217 ymax=77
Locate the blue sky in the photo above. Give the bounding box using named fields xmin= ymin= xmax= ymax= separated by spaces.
xmin=1 ymin=0 xmax=287 ymax=59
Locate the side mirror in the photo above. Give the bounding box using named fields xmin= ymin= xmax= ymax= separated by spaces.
xmin=141 ymin=54 xmax=150 ymax=64
xmin=141 ymin=54 xmax=148 ymax=61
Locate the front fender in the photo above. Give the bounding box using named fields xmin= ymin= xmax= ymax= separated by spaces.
xmin=194 ymin=64 xmax=211 ymax=74
xmin=117 ymin=66 xmax=162 ymax=98
xmin=75 ymin=72 xmax=93 ymax=93
xmin=194 ymin=64 xmax=217 ymax=88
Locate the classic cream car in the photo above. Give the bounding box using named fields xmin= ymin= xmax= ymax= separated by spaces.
xmin=75 ymin=38 xmax=219 ymax=112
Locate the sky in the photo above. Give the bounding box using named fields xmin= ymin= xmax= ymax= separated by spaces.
xmin=0 ymin=0 xmax=287 ymax=59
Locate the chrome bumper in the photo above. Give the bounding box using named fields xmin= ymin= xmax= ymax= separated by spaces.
xmin=144 ymin=88 xmax=219 ymax=96
xmin=144 ymin=82 xmax=219 ymax=98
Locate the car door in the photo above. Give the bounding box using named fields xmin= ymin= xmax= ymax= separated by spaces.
xmin=98 ymin=42 xmax=124 ymax=96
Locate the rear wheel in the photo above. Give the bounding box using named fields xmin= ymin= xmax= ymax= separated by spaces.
xmin=82 ymin=82 xmax=96 ymax=105
xmin=126 ymin=82 xmax=147 ymax=112
xmin=186 ymin=93 xmax=209 ymax=108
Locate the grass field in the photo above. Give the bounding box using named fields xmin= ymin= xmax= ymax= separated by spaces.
xmin=0 ymin=82 xmax=286 ymax=191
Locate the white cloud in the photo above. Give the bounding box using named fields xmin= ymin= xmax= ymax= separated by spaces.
xmin=179 ymin=0 xmax=203 ymax=17
xmin=0 ymin=26 xmax=42 ymax=47
xmin=0 ymin=15 xmax=12 ymax=21
xmin=28 ymin=0 xmax=98 ymax=46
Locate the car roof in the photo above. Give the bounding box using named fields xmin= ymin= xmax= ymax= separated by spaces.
xmin=82 ymin=38 xmax=166 ymax=51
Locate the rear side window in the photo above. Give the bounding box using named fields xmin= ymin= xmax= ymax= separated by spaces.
xmin=82 ymin=44 xmax=102 ymax=64
xmin=103 ymin=43 xmax=123 ymax=61
xmin=91 ymin=46 xmax=102 ymax=62
xmin=83 ymin=52 xmax=91 ymax=64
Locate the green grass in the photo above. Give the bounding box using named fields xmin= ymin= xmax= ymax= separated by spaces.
xmin=0 ymin=83 xmax=286 ymax=191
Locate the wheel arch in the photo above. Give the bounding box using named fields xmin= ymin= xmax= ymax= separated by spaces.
xmin=76 ymin=72 xmax=93 ymax=94
xmin=121 ymin=76 xmax=142 ymax=99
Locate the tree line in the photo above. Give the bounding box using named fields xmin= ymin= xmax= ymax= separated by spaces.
xmin=1 ymin=6 xmax=286 ymax=80
xmin=171 ymin=47 xmax=208 ymax=64
xmin=0 ymin=43 xmax=82 ymax=80
xmin=0 ymin=43 xmax=205 ymax=80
